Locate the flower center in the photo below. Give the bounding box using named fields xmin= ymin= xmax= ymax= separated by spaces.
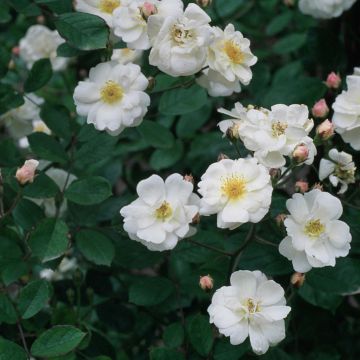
xmin=171 ymin=24 xmax=192 ymax=45
xmin=155 ymin=201 xmax=173 ymax=221
xmin=100 ymin=81 xmax=124 ymax=104
xmin=223 ymin=40 xmax=244 ymax=65
xmin=271 ymin=121 xmax=288 ymax=137
xmin=334 ymin=165 xmax=355 ymax=182
xmin=221 ymin=175 xmax=247 ymax=201
xmin=304 ymin=219 xmax=325 ymax=238
xmin=99 ymin=0 xmax=120 ymax=14
xmin=246 ymin=298 xmax=260 ymax=314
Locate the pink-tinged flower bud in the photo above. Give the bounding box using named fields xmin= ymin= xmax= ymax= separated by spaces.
xmin=196 ymin=0 xmax=212 ymax=7
xmin=12 ymin=46 xmax=20 ymax=56
xmin=199 ymin=275 xmax=213 ymax=291
xmin=275 ymin=213 xmax=287 ymax=227
xmin=15 ymin=159 xmax=39 ymax=185
xmin=217 ymin=153 xmax=229 ymax=161
xmin=316 ymin=119 xmax=334 ymax=140
xmin=295 ymin=180 xmax=309 ymax=193
xmin=292 ymin=144 xmax=309 ymax=163
xmin=140 ymin=2 xmax=157 ymax=20
xmin=184 ymin=174 xmax=194 ymax=184
xmin=37 ymin=15 xmax=45 ymax=24
xmin=325 ymin=72 xmax=341 ymax=89
xmin=312 ymin=99 xmax=329 ymax=118
xmin=291 ymin=272 xmax=305 ymax=288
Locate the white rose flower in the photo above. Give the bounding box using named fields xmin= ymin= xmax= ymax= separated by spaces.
xmin=196 ymin=69 xmax=241 ymax=97
xmin=218 ymin=103 xmax=315 ymax=168
xmin=148 ymin=3 xmax=212 ymax=76
xmin=207 ymin=24 xmax=257 ymax=85
xmin=332 ymin=69 xmax=360 ymax=150
xmin=198 ymin=158 xmax=273 ymax=230
xmin=279 ymin=189 xmax=352 ymax=272
xmin=319 ymin=148 xmax=356 ymax=194
xmin=31 ymin=168 xmax=77 ymax=218
xmin=120 ymin=174 xmax=200 ymax=251
xmin=111 ymin=48 xmax=143 ymax=64
xmin=208 ymin=270 xmax=291 ymax=355
xmin=73 ymin=61 xmax=150 ymax=136
xmin=19 ymin=25 xmax=68 ymax=71
xmin=74 ymin=0 xmax=121 ymax=27
xmin=1 ymin=94 xmax=44 ymax=139
xmin=298 ymin=0 xmax=356 ymax=19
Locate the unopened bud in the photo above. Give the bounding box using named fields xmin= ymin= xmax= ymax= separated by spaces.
xmin=196 ymin=0 xmax=212 ymax=8
xmin=226 ymin=124 xmax=240 ymax=141
xmin=312 ymin=183 xmax=323 ymax=191
xmin=79 ymin=69 xmax=88 ymax=79
xmin=12 ymin=46 xmax=20 ymax=56
xmin=37 ymin=15 xmax=45 ymax=24
xmin=16 ymin=159 xmax=39 ymax=185
xmin=292 ymin=144 xmax=309 ymax=163
xmin=147 ymin=76 xmax=156 ymax=91
xmin=312 ymin=99 xmax=329 ymax=118
xmin=276 ymin=213 xmax=287 ymax=227
xmin=184 ymin=174 xmax=194 ymax=184
xmin=295 ymin=180 xmax=309 ymax=193
xmin=217 ymin=153 xmax=229 ymax=161
xmin=325 ymin=72 xmax=341 ymax=89
xmin=291 ymin=272 xmax=305 ymax=288
xmin=283 ymin=0 xmax=295 ymax=6
xmin=199 ymin=275 xmax=213 ymax=291
xmin=192 ymin=213 xmax=200 ymax=225
xmin=316 ymin=119 xmax=334 ymax=140
xmin=140 ymin=2 xmax=158 ymax=20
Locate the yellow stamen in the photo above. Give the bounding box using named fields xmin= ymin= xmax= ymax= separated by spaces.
xmin=100 ymin=81 xmax=124 ymax=104
xmin=221 ymin=175 xmax=247 ymax=201
xmin=223 ymin=40 xmax=245 ymax=65
xmin=99 ymin=0 xmax=120 ymax=14
xmin=271 ymin=121 xmax=288 ymax=137
xmin=171 ymin=25 xmax=192 ymax=45
xmin=155 ymin=201 xmax=173 ymax=221
xmin=304 ymin=219 xmax=325 ymax=238
xmin=246 ymin=298 xmax=261 ymax=314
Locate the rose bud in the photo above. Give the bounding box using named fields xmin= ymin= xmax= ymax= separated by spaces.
xmin=217 ymin=153 xmax=229 ymax=161
xmin=312 ymin=99 xmax=329 ymax=118
xmin=196 ymin=0 xmax=212 ymax=7
xmin=316 ymin=119 xmax=334 ymax=140
xmin=184 ymin=174 xmax=194 ymax=184
xmin=199 ymin=275 xmax=213 ymax=291
xmin=295 ymin=180 xmax=309 ymax=193
xmin=291 ymin=272 xmax=305 ymax=288
xmin=15 ymin=159 xmax=39 ymax=185
xmin=283 ymin=0 xmax=295 ymax=6
xmin=12 ymin=46 xmax=20 ymax=56
xmin=292 ymin=144 xmax=309 ymax=163
xmin=325 ymin=72 xmax=341 ymax=89
xmin=275 ymin=213 xmax=287 ymax=227
xmin=140 ymin=2 xmax=157 ymax=20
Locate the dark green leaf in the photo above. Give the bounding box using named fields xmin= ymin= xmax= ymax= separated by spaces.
xmin=64 ymin=177 xmax=112 ymax=205
xmin=273 ymin=33 xmax=307 ymax=54
xmin=13 ymin=199 xmax=45 ymax=230
xmin=150 ymin=140 xmax=183 ymax=170
xmin=138 ymin=120 xmax=175 ymax=149
xmin=0 ymin=48 xmax=10 ymax=78
xmin=31 ymin=326 xmax=86 ymax=357
xmin=6 ymin=0 xmax=41 ymax=15
xmin=0 ymin=294 xmax=18 ymax=324
xmin=57 ymin=43 xmax=85 ymax=57
xmin=24 ymin=59 xmax=53 ymax=93
xmin=34 ymin=0 xmax=73 ymax=13
xmin=163 ymin=323 xmax=184 ymax=348
xmin=214 ymin=339 xmax=249 ymax=360
xmin=0 ymin=85 xmax=24 ymax=115
xmin=40 ymin=104 xmax=72 ymax=139
xmin=23 ymin=173 xmax=60 ymax=199
xmin=150 ymin=348 xmax=185 ymax=360
xmin=55 ymin=12 xmax=109 ymax=50
xmin=0 ymin=338 xmax=27 ymax=360
xmin=186 ymin=314 xmax=213 ymax=356
xmin=18 ymin=279 xmax=51 ymax=319
xmin=29 ymin=219 xmax=69 ymax=262
xmin=266 ymin=12 xmax=292 ymax=36
xmin=76 ymin=229 xmax=114 ymax=266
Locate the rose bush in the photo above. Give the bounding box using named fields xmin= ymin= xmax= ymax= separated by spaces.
xmin=0 ymin=0 xmax=360 ymax=359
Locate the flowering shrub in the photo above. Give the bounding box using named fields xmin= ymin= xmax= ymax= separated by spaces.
xmin=0 ymin=0 xmax=360 ymax=359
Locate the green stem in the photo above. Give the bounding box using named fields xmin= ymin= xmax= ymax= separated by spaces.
xmin=255 ymin=236 xmax=278 ymax=247
xmin=187 ymin=239 xmax=232 ymax=257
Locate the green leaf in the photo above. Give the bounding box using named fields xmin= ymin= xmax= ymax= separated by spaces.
xmin=40 ymin=104 xmax=72 ymax=139
xmin=0 ymin=3 xmax=11 ymax=24
xmin=186 ymin=314 xmax=213 ymax=356
xmin=266 ymin=12 xmax=292 ymax=36
xmin=29 ymin=219 xmax=69 ymax=262
xmin=0 ymin=338 xmax=27 ymax=360
xmin=138 ymin=120 xmax=175 ymax=149
xmin=0 ymin=139 xmax=22 ymax=166
xmin=0 ymin=294 xmax=18 ymax=324
xmin=24 ymin=59 xmax=53 ymax=93
xmin=31 ymin=326 xmax=86 ymax=357
xmin=6 ymin=0 xmax=41 ymax=16
xmin=13 ymin=199 xmax=45 ymax=230
xmin=18 ymin=279 xmax=51 ymax=319
xmin=150 ymin=140 xmax=183 ymax=170
xmin=76 ymin=229 xmax=114 ymax=266
xmin=55 ymin=12 xmax=109 ymax=50
xmin=0 ymin=85 xmax=24 ymax=116
xmin=307 ymin=258 xmax=360 ymax=294
xmin=28 ymin=133 xmax=68 ymax=164
xmin=159 ymin=85 xmax=208 ymax=115
xmin=213 ymin=339 xmax=249 ymax=360
xmin=273 ymin=33 xmax=307 ymax=54
xmin=23 ymin=173 xmax=60 ymax=199
xmin=34 ymin=0 xmax=73 ymax=13
xmin=129 ymin=277 xmax=175 ymax=306
xmin=150 ymin=348 xmax=185 ymax=360
xmin=64 ymin=177 xmax=112 ymax=205
xmin=57 ymin=43 xmax=85 ymax=57
xmin=163 ymin=323 xmax=184 ymax=348
xmin=0 ymin=48 xmax=10 ymax=78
